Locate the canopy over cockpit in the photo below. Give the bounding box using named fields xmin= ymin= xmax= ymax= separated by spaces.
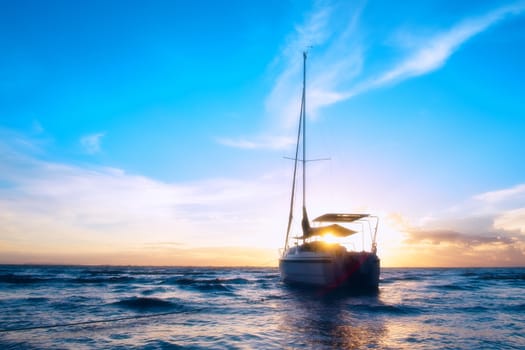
xmin=313 ymin=213 xmax=369 ymax=223
xmin=300 ymin=212 xmax=379 ymax=254
xmin=297 ymin=210 xmax=371 ymax=239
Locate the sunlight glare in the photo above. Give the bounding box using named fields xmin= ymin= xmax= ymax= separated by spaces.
xmin=321 ymin=233 xmax=340 ymax=244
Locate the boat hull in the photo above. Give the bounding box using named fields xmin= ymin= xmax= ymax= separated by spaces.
xmin=279 ymin=251 xmax=380 ymax=290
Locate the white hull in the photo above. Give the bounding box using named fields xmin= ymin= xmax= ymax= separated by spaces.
xmin=279 ymin=247 xmax=380 ymax=290
xmin=280 ymin=255 xmax=336 ymax=285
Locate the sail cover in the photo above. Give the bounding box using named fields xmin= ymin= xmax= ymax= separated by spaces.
xmin=313 ymin=213 xmax=369 ymax=223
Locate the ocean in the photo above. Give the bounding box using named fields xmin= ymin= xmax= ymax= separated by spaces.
xmin=0 ymin=266 xmax=524 ymax=349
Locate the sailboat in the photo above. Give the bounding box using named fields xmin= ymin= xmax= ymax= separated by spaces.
xmin=279 ymin=52 xmax=380 ymax=290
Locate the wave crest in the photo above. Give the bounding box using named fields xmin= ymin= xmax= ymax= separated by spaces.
xmin=112 ymin=297 xmax=182 ymax=311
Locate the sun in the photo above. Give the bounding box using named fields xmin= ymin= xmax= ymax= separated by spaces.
xmin=320 ymin=233 xmax=340 ymax=244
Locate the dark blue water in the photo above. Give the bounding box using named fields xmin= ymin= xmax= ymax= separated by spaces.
xmin=0 ymin=266 xmax=524 ymax=349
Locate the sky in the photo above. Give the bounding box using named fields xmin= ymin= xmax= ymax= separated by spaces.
xmin=1 ymin=0 xmax=524 ymax=267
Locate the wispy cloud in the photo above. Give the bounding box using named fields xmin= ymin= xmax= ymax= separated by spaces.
xmin=265 ymin=1 xmax=363 ymax=128
xmin=80 ymin=132 xmax=105 ymax=154
xmin=359 ymin=2 xmax=525 ymax=92
xmin=219 ymin=1 xmax=363 ymax=150
xmin=222 ymin=1 xmax=524 ymax=151
xmin=474 ymin=184 xmax=525 ymax=203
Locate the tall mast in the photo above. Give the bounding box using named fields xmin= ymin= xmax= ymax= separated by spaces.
xmin=301 ymin=51 xmax=307 ymax=210
xmin=283 ymin=52 xmax=308 ymax=251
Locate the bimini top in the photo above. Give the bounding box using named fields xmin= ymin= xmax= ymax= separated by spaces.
xmin=313 ymin=213 xmax=370 ymax=223
xmin=294 ymin=210 xmax=369 ymax=240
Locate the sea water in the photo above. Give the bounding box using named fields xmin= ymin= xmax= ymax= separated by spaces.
xmin=0 ymin=265 xmax=524 ymax=349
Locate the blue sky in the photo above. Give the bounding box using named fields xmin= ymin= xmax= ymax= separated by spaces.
xmin=1 ymin=0 xmax=525 ymax=266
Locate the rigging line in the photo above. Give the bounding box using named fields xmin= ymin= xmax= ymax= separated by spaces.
xmin=283 ymin=70 xmax=305 ymax=251
xmin=302 ymin=51 xmax=307 ymax=209
xmin=0 ymin=309 xmax=200 ymax=333
xmin=283 ymin=52 xmax=306 ymax=253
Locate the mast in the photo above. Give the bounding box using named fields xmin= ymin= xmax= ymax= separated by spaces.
xmin=283 ymin=52 xmax=308 ymax=252
xmin=301 ymin=51 xmax=307 ymax=211
xmin=300 ymin=51 xmax=311 ymax=238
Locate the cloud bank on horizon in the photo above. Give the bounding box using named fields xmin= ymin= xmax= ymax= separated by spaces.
xmin=390 ymin=183 xmax=525 ymax=266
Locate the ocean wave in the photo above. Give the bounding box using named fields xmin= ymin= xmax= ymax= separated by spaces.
xmin=47 ymin=295 xmax=100 ymax=311
xmin=0 ymin=273 xmax=137 ymax=285
xmin=263 ymin=294 xmax=285 ymax=300
xmin=504 ymin=303 xmax=525 ymax=312
xmin=460 ymin=271 xmax=479 ymax=277
xmin=162 ymin=277 xmax=249 ymax=293
xmin=166 ymin=277 xmax=249 ymax=285
xmin=192 ymin=284 xmax=232 ymax=293
xmin=457 ymin=305 xmax=492 ymax=314
xmin=142 ymin=339 xmax=204 ymax=349
xmin=141 ymin=287 xmax=167 ymax=296
xmin=73 ymin=276 xmax=136 ymax=284
xmin=478 ymin=272 xmax=525 ymax=281
xmin=434 ymin=283 xmax=479 ymax=291
xmin=24 ymin=297 xmax=50 ymax=303
xmin=255 ymin=274 xmax=280 ymax=280
xmin=0 ymin=274 xmax=51 ymax=284
xmin=224 ymin=278 xmax=251 ymax=284
xmin=112 ymin=297 xmax=183 ymax=312
xmin=351 ymin=303 xmax=421 ymax=315
xmin=381 ymin=275 xmax=423 ymax=283
xmin=82 ymin=269 xmax=129 ymax=276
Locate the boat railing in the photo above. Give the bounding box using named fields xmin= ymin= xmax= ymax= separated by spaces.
xmin=309 ymin=214 xmax=379 ymax=253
